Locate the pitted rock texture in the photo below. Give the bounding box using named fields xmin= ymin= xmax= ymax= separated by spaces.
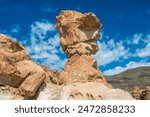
xmin=56 ymin=10 xmax=107 ymax=84
xmin=0 ymin=34 xmax=46 ymax=98
xmin=56 ymin=10 xmax=101 ymax=58
xmin=59 ymin=82 xmax=134 ymax=100
xmin=59 ymin=54 xmax=108 ymax=84
xmin=131 ymin=86 xmax=150 ymax=100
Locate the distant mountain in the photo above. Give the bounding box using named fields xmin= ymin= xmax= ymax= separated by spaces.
xmin=105 ymin=66 xmax=150 ymax=91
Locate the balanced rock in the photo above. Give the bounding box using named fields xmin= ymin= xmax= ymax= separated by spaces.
xmin=0 ymin=10 xmax=135 ymax=100
xmin=56 ymin=10 xmax=101 ymax=58
xmin=0 ymin=34 xmax=46 ymax=98
xmin=56 ymin=10 xmax=107 ymax=85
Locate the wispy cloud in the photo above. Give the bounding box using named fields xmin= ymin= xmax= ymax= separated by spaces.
xmin=11 ymin=24 xmax=20 ymax=34
xmin=95 ymin=31 xmax=150 ymax=75
xmin=23 ymin=20 xmax=66 ymax=71
xmin=95 ymin=38 xmax=129 ymax=66
xmin=137 ymin=43 xmax=150 ymax=57
xmin=136 ymin=33 xmax=150 ymax=57
xmin=133 ymin=33 xmax=142 ymax=44
xmin=103 ymin=61 xmax=150 ymax=76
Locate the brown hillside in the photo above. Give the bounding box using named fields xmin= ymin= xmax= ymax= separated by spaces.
xmin=105 ymin=66 xmax=150 ymax=91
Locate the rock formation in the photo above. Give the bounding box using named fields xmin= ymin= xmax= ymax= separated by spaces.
xmin=59 ymin=82 xmax=134 ymax=100
xmin=55 ymin=10 xmax=134 ymax=100
xmin=0 ymin=10 xmax=135 ymax=100
xmin=0 ymin=34 xmax=47 ymax=98
xmin=131 ymin=86 xmax=150 ymax=100
xmin=56 ymin=10 xmax=108 ymax=85
xmin=131 ymin=86 xmax=143 ymax=100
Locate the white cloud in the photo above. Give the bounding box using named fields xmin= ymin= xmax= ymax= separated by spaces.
xmin=133 ymin=33 xmax=142 ymax=44
xmin=126 ymin=33 xmax=143 ymax=45
xmin=103 ymin=61 xmax=150 ymax=76
xmin=135 ymin=33 xmax=150 ymax=58
xmin=137 ymin=43 xmax=150 ymax=57
xmin=30 ymin=20 xmax=55 ymax=43
xmin=11 ymin=28 xmax=19 ymax=33
xmin=95 ymin=39 xmax=129 ymax=66
xmin=11 ymin=24 xmax=21 ymax=34
xmin=143 ymin=34 xmax=150 ymax=43
xmin=95 ymin=32 xmax=150 ymax=67
xmin=24 ymin=20 xmax=66 ymax=71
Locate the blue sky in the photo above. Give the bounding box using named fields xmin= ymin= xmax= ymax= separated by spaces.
xmin=0 ymin=0 xmax=150 ymax=76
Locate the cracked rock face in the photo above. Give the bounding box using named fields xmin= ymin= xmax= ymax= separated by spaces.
xmin=0 ymin=34 xmax=46 ymax=98
xmin=56 ymin=10 xmax=102 ymax=58
xmin=56 ymin=10 xmax=107 ymax=84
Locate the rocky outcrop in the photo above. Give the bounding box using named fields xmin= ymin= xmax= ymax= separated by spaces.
xmin=59 ymin=82 xmax=134 ymax=100
xmin=56 ymin=10 xmax=107 ymax=85
xmin=0 ymin=34 xmax=46 ymax=98
xmin=35 ymin=82 xmax=134 ymax=100
xmin=131 ymin=86 xmax=150 ymax=100
xmin=56 ymin=10 xmax=101 ymax=58
xmin=0 ymin=10 xmax=135 ymax=100
xmin=55 ymin=10 xmax=134 ymax=100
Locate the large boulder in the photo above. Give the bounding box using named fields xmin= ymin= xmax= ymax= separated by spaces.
xmin=0 ymin=34 xmax=46 ymax=98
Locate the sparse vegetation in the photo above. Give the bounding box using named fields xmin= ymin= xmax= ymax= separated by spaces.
xmin=105 ymin=66 xmax=150 ymax=91
xmin=49 ymin=76 xmax=57 ymax=84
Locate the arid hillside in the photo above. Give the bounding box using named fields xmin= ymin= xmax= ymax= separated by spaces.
xmin=105 ymin=66 xmax=150 ymax=91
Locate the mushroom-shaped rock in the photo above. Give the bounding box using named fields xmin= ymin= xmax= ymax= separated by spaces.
xmin=56 ymin=10 xmax=108 ymax=85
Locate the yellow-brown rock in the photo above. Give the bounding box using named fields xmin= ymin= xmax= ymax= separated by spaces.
xmin=56 ymin=10 xmax=107 ymax=85
xmin=56 ymin=10 xmax=101 ymax=58
xmin=0 ymin=34 xmax=45 ymax=98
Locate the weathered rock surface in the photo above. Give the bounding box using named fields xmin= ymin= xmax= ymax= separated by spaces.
xmin=131 ymin=86 xmax=150 ymax=100
xmin=59 ymin=82 xmax=134 ymax=100
xmin=56 ymin=10 xmax=101 ymax=58
xmin=56 ymin=10 xmax=107 ymax=85
xmin=0 ymin=34 xmax=46 ymax=98
xmin=35 ymin=82 xmax=134 ymax=100
xmin=0 ymin=84 xmax=14 ymax=99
